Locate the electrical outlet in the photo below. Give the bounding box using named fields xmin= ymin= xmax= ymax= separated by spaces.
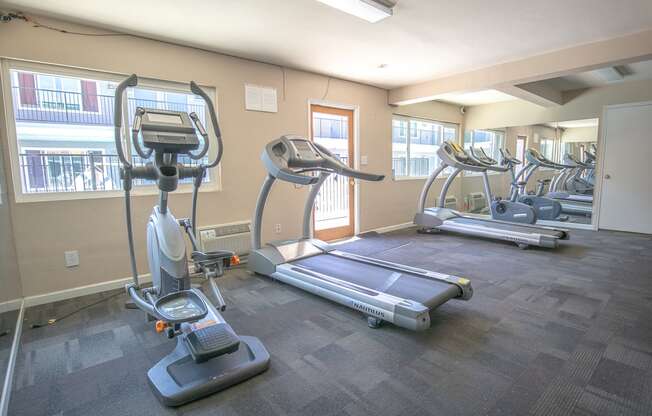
xmin=361 ymin=155 xmax=368 ymax=165
xmin=64 ymin=250 xmax=79 ymax=268
xmin=274 ymin=223 xmax=282 ymax=234
xmin=200 ymin=229 xmax=216 ymax=240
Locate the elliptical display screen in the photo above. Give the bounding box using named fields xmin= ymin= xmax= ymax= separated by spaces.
xmin=147 ymin=112 xmax=184 ymax=125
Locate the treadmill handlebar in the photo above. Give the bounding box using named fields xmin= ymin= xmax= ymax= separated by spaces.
xmin=526 ymin=148 xmax=574 ymax=169
xmin=261 ymin=135 xmax=385 ymax=184
xmin=468 ymin=147 xmax=509 ymax=172
xmin=499 ymin=148 xmax=521 ymax=166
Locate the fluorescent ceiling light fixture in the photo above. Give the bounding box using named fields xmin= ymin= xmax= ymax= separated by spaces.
xmin=316 ymin=0 xmax=393 ymax=23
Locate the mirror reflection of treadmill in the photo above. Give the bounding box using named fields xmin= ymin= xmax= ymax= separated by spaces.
xmin=414 ymin=141 xmax=569 ymax=249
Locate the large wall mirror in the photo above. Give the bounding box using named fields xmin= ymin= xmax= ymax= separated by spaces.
xmin=459 ymin=118 xmax=598 ymax=229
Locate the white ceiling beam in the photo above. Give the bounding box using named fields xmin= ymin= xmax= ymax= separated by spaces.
xmin=389 ymin=29 xmax=652 ymax=106
xmin=496 ymin=82 xmax=564 ymax=107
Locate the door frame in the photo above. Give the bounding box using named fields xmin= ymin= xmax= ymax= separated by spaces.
xmin=307 ymin=99 xmax=360 ymax=239
xmin=595 ymin=101 xmax=652 ymax=232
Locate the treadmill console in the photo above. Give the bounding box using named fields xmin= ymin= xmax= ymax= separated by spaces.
xmin=282 ymin=137 xmax=324 ymax=167
xmin=138 ymin=108 xmax=200 ymax=154
xmin=261 ymin=135 xmax=385 ymax=185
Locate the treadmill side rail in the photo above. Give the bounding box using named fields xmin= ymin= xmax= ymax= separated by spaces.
xmin=274 ymin=263 xmax=433 ymax=331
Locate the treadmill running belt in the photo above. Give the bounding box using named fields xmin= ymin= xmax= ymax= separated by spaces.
xmin=445 ymin=215 xmax=566 ymax=238
xmin=291 ymin=254 xmax=460 ymax=309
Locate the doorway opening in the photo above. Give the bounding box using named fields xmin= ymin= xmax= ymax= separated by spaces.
xmin=310 ymin=105 xmax=354 ymax=241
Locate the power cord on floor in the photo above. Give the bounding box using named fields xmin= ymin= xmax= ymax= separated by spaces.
xmin=30 ymin=291 xmax=124 ymax=329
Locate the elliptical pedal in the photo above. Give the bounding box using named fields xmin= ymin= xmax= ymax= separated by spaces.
xmin=185 ymin=323 xmax=240 ymax=363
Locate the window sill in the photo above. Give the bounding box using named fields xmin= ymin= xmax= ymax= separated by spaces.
xmin=14 ymin=183 xmax=220 ymax=204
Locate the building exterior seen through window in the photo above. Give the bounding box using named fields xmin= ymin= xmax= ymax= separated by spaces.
xmin=8 ymin=67 xmax=210 ymax=195
xmin=392 ymin=116 xmax=458 ymax=178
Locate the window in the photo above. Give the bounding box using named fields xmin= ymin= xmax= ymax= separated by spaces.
xmin=392 ymin=116 xmax=458 ymax=178
xmin=515 ymin=136 xmax=527 ymax=172
xmin=540 ymin=138 xmax=555 ymax=161
xmin=3 ymin=60 xmax=217 ymax=201
xmin=463 ymin=129 xmax=505 ymax=162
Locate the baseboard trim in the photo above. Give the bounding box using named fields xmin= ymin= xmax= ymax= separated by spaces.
xmin=0 ymin=299 xmax=24 ymax=416
xmin=22 ymin=274 xmax=152 ymax=308
xmin=0 ymin=299 xmax=23 ymax=314
xmin=367 ymin=222 xmax=415 ymax=234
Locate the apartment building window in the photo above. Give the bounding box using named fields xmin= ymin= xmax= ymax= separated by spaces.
xmin=2 ymin=60 xmax=218 ymax=201
xmin=464 ymin=129 xmax=505 ymax=162
xmin=392 ymin=116 xmax=458 ymax=178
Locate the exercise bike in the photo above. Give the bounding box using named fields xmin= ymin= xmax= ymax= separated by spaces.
xmin=500 ymin=148 xmax=566 ymax=221
xmin=467 ymin=147 xmax=536 ymax=224
xmin=114 ymin=74 xmax=269 ymax=407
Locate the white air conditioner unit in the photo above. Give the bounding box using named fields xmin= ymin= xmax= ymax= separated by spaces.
xmin=466 ymin=192 xmax=486 ymax=213
xmin=198 ymin=221 xmax=251 ymax=256
xmin=444 ymin=196 xmax=458 ymax=210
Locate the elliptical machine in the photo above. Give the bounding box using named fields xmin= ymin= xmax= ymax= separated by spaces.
xmin=114 ymin=74 xmax=269 ymax=407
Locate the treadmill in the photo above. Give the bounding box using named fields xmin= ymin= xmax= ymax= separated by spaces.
xmin=248 ymin=135 xmax=473 ymax=331
xmin=413 ymin=142 xmax=568 ymax=249
xmin=554 ymin=153 xmax=594 ymax=200
xmin=523 ymin=149 xmax=593 ymax=215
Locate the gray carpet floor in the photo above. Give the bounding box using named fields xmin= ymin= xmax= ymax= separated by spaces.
xmin=1 ymin=310 xmax=19 ymax=396
xmin=7 ymin=227 xmax=652 ymax=416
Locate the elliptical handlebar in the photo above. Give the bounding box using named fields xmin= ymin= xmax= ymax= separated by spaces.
xmin=114 ymin=74 xmax=139 ymax=167
xmin=190 ymin=81 xmax=223 ymax=168
xmin=113 ymin=74 xmax=223 ymax=169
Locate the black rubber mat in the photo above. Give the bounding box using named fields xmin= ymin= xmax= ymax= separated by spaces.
xmin=292 ymin=253 xmax=461 ymax=308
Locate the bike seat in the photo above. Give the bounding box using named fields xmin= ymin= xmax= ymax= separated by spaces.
xmin=537 ymin=179 xmax=551 ymax=184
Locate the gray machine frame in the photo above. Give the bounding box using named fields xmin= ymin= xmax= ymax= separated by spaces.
xmin=114 ymin=75 xmax=269 ymax=407
xmin=248 ymin=135 xmax=472 ymax=331
xmin=414 ymin=141 xmax=568 ymax=249
xmin=518 ymin=149 xmax=593 ymax=216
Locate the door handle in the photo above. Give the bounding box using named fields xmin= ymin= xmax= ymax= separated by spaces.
xmin=604 ymin=174 xmax=611 ymax=179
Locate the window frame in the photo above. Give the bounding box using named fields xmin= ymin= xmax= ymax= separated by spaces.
xmin=391 ymin=114 xmax=459 ymax=181
xmin=2 ymin=59 xmax=222 ymax=203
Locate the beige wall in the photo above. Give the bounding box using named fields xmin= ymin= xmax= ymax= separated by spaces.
xmin=562 ymin=126 xmax=598 ymax=143
xmin=464 ymin=79 xmax=652 ymax=130
xmin=0 ymin=16 xmax=461 ymax=298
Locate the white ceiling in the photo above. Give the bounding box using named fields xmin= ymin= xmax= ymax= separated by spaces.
xmin=543 ymin=59 xmax=652 ymax=91
xmin=433 ymin=90 xmax=517 ymax=106
xmin=2 ymin=0 xmax=652 ymax=88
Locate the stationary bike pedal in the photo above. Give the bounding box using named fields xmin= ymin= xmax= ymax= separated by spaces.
xmin=185 ymin=323 xmax=240 ymax=363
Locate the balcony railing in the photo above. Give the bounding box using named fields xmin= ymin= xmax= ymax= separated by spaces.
xmin=12 ymin=86 xmax=206 ymax=126
xmin=19 ymin=152 xmax=208 ymax=194
xmin=315 ymin=156 xmax=349 ymax=222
